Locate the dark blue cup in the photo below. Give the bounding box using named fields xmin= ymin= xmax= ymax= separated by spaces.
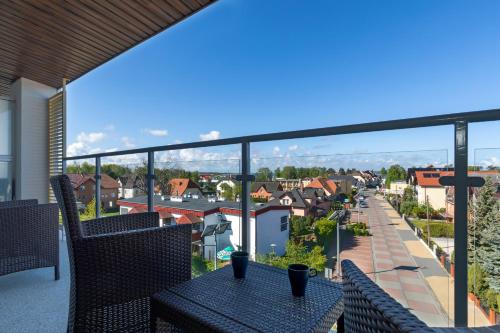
xmin=288 ymin=264 xmax=317 ymax=297
xmin=231 ymin=251 xmax=249 ymax=279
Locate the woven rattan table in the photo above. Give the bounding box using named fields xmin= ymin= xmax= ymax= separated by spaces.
xmin=151 ymin=262 xmax=344 ymax=333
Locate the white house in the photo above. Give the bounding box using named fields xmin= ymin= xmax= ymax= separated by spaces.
xmin=414 ymin=171 xmax=451 ymax=210
xmin=117 ymin=195 xmax=291 ymax=260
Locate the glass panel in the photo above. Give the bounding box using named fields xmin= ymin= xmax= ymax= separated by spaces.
xmin=250 ymin=127 xmax=455 ymax=328
xmin=101 ymin=153 xmax=147 ymax=217
xmin=469 ymin=146 xmax=500 ymax=327
xmin=65 ymin=159 xmax=98 ymax=220
xmin=153 ymin=146 xmax=241 ymax=278
xmin=0 ymin=99 xmax=13 ymax=155
xmin=0 ymin=161 xmax=12 ymax=201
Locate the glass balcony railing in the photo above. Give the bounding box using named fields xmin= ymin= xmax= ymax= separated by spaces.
xmin=61 ymin=110 xmax=500 ymax=329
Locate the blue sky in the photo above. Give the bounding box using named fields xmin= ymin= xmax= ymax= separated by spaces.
xmin=67 ymin=0 xmax=500 ymax=171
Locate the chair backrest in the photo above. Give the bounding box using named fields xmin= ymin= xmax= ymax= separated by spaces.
xmin=0 ymin=199 xmax=38 ymax=209
xmin=341 ymin=259 xmax=431 ymax=333
xmin=50 ymin=175 xmax=83 ymax=241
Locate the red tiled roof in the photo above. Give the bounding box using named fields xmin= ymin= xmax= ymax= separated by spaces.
xmin=156 ymin=210 xmax=173 ymax=219
xmin=176 ymin=214 xmax=203 ymax=225
xmin=416 ymin=170 xmax=499 ymax=187
xmin=168 ymin=178 xmax=200 ymax=196
xmin=306 ymin=178 xmax=338 ymax=195
xmin=66 ymin=173 xmax=119 ymax=189
xmin=129 ymin=207 xmax=147 ymax=214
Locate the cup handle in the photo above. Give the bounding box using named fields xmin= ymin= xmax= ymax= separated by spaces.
xmin=309 ymin=268 xmax=317 ymax=277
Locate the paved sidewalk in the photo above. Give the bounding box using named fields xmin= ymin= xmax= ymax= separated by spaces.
xmin=373 ymin=194 xmax=490 ymax=327
xmin=364 ymin=193 xmax=450 ymax=326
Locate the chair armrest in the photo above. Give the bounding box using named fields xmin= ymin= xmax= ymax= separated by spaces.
xmin=81 ymin=212 xmax=159 ymax=236
xmin=73 ymin=223 xmax=192 ymax=309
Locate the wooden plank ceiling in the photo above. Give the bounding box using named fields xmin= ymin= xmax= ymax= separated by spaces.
xmin=0 ymin=0 xmax=216 ymax=96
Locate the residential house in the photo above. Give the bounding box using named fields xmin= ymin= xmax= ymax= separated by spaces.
xmin=168 ymin=178 xmax=204 ymax=198
xmin=270 ymin=188 xmax=331 ymax=217
xmin=251 ymin=181 xmax=283 ymax=200
xmin=387 ymin=180 xmax=411 ymax=196
xmin=118 ymin=195 xmax=291 ymax=260
xmin=328 ymin=175 xmax=355 ymax=194
xmin=414 ymin=170 xmax=454 ymax=210
xmin=275 ymin=178 xmax=312 ymax=191
xmin=67 ymin=173 xmax=119 ymax=211
xmin=305 ymin=177 xmax=338 ymax=197
xmin=117 ymin=174 xmax=145 ymax=199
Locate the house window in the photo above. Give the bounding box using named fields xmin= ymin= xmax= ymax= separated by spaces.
xmin=280 ymin=216 xmax=288 ymax=231
xmin=120 ymin=207 xmax=129 ymax=215
xmin=111 ymin=192 xmax=116 ymax=198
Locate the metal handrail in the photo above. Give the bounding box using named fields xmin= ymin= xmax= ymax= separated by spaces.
xmin=63 ymin=108 xmax=500 ymax=161
xmin=62 ymin=107 xmax=500 ymax=327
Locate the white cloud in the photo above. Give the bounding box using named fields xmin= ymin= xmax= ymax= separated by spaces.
xmin=199 ymin=130 xmax=220 ymax=141
xmin=67 ymin=131 xmax=105 ymax=156
xmin=144 ymin=128 xmax=168 ymax=137
xmin=272 ymin=146 xmax=281 ymax=157
xmin=78 ymin=132 xmax=105 ymax=143
xmin=104 ymin=124 xmax=115 ymax=131
xmin=288 ymin=144 xmax=299 ymax=151
xmin=121 ymin=136 xmax=136 ymax=149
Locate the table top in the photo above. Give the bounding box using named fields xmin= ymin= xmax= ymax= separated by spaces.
xmin=152 ymin=262 xmax=343 ymax=333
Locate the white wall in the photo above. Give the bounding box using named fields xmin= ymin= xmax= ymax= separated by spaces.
xmin=255 ymin=210 xmax=289 ymax=256
xmin=11 ymin=78 xmax=57 ymax=203
xmin=416 ymin=186 xmax=446 ymax=210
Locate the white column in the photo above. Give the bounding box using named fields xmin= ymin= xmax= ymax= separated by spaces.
xmin=10 ymin=78 xmax=57 ymax=203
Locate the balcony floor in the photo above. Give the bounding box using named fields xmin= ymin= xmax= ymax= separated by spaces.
xmin=0 ymin=239 xmax=69 ymax=333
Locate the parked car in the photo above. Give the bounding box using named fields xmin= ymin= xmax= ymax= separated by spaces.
xmin=359 ymin=201 xmax=368 ymax=208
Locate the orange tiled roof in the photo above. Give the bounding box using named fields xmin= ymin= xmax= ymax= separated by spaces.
xmin=176 ymin=214 xmax=203 ymax=225
xmin=168 ymin=178 xmax=200 ymax=196
xmin=306 ymin=177 xmax=338 ymax=195
xmin=416 ymin=170 xmax=499 ymax=187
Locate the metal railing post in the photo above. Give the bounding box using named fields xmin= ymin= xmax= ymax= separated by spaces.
xmin=454 ymin=120 xmax=468 ymax=327
xmin=95 ymin=157 xmax=101 ymax=218
xmin=241 ymin=142 xmax=250 ymax=252
xmin=147 ymin=151 xmax=155 ymax=212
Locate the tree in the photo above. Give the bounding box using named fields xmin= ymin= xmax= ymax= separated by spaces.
xmin=474 ymin=177 xmax=500 ymax=292
xmin=470 ymin=177 xmax=499 ymax=264
xmin=385 ymin=164 xmax=406 ymax=188
xmin=281 ymin=166 xmax=297 ymax=179
xmin=255 ymin=167 xmax=272 ymax=181
xmin=261 ymin=241 xmax=327 ymax=271
xmin=101 ymin=164 xmax=130 ymax=179
xmin=81 ymin=196 xmax=104 ymax=220
xmin=66 ymin=161 xmax=95 ymax=174
xmin=314 ymin=217 xmax=337 ymax=246
xmin=380 ymin=167 xmax=387 ymax=176
xmin=274 ymin=167 xmax=282 ymax=179
xmin=338 ymin=168 xmax=346 ymax=175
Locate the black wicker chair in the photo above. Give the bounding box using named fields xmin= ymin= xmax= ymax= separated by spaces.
xmin=0 ymin=199 xmax=59 ymax=279
xmin=341 ymin=259 xmax=500 ymax=333
xmin=50 ymin=175 xmax=192 ymax=333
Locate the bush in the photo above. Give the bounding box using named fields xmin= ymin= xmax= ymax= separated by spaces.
xmin=400 ymin=200 xmax=418 ymax=216
xmin=413 ymin=220 xmax=454 ymax=238
xmin=290 ymin=215 xmax=315 ymax=238
xmin=259 ymin=241 xmax=327 ymax=272
xmin=346 ymin=223 xmax=370 ymax=236
xmin=314 ymin=218 xmax=337 ymax=246
xmin=468 ymin=263 xmax=488 ymax=299
xmin=486 ymin=289 xmax=499 ymax=311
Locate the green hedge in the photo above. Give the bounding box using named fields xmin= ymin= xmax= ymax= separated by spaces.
xmin=412 ymin=220 xmax=454 ymax=238
xmin=346 ymin=223 xmax=370 ymax=236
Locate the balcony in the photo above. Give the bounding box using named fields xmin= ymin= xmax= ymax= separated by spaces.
xmin=1 ymin=1 xmax=500 ymax=332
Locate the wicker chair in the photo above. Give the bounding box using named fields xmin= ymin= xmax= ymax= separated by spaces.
xmin=341 ymin=259 xmax=500 ymax=333
xmin=0 ymin=199 xmax=59 ymax=279
xmin=50 ymin=175 xmax=192 ymax=333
